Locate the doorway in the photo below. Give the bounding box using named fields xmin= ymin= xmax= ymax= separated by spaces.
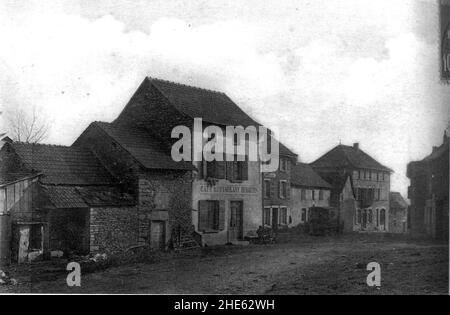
xmin=229 ymin=201 xmax=244 ymax=241
xmin=150 ymin=221 xmax=166 ymax=250
xmin=362 ymin=210 xmax=367 ymax=230
xmin=272 ymin=207 xmax=279 ymax=230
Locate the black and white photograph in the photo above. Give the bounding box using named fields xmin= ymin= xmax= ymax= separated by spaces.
xmin=0 ymin=0 xmax=449 ymax=301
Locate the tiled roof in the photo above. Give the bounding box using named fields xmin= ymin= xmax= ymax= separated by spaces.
xmin=0 ymin=172 xmax=38 ymax=186
xmin=311 ymin=144 xmax=391 ymax=172
xmin=43 ymin=186 xmax=88 ymax=208
xmin=422 ymin=137 xmax=449 ymax=162
xmin=94 ymin=122 xmax=194 ymax=171
xmin=315 ymin=171 xmax=352 ymax=195
xmin=42 ymin=185 xmax=136 ymax=209
xmin=149 ymin=77 xmax=260 ymax=127
xmin=10 ymin=143 xmax=115 ymax=185
xmin=291 ymin=163 xmax=331 ymax=189
xmin=390 ymin=192 xmax=408 ymax=209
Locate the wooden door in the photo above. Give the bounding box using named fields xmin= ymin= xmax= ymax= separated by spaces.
xmin=229 ymin=201 xmax=243 ymax=241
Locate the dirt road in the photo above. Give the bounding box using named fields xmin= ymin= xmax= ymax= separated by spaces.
xmin=1 ymin=234 xmax=448 ymax=294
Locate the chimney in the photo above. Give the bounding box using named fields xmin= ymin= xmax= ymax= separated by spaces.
xmin=353 ymin=143 xmax=359 ymax=150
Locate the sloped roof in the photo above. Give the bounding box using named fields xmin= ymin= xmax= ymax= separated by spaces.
xmin=390 ymin=192 xmax=408 ymax=209
xmin=311 ymin=144 xmax=391 ymax=172
xmin=291 ymin=163 xmax=331 ymax=189
xmin=42 ymin=185 xmax=135 ymax=209
xmin=422 ymin=137 xmax=449 ymax=162
xmin=149 ymin=77 xmax=260 ymax=127
xmin=315 ymin=171 xmax=353 ymax=195
xmin=10 ymin=142 xmax=115 ymax=185
xmin=0 ymin=172 xmax=39 ymax=186
xmin=93 ymin=122 xmax=194 ymax=171
xmin=43 ymin=186 xmax=88 ymax=208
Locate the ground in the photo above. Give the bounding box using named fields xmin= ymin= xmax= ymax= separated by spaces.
xmin=1 ymin=234 xmax=448 ymax=294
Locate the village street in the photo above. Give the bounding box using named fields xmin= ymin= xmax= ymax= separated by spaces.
xmin=1 ymin=234 xmax=448 ymax=295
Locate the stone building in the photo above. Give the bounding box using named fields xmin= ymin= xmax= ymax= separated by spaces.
xmin=311 ymin=143 xmax=392 ymax=232
xmin=74 ymin=122 xmax=195 ymax=250
xmin=289 ymin=163 xmax=332 ymax=226
xmin=389 ymin=192 xmax=408 ymax=234
xmin=101 ymin=77 xmax=266 ymax=246
xmin=407 ymin=132 xmax=449 ymax=240
xmin=262 ymin=141 xmax=297 ymax=230
xmin=0 ymin=142 xmax=136 ymax=261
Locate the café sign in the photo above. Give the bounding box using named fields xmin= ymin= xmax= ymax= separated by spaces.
xmin=199 ymin=185 xmax=258 ymax=194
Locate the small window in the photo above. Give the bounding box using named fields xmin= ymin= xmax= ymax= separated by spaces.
xmin=301 ymin=208 xmax=307 ymax=222
xmin=280 ymin=158 xmax=287 ymax=172
xmin=312 ymin=190 xmax=316 ymax=200
xmin=319 ymin=190 xmax=324 ymax=200
xmin=263 ymin=207 xmax=271 ymax=226
xmin=301 ymin=189 xmax=306 ymax=200
xmin=264 ymin=179 xmax=271 ymax=199
xmin=279 ymin=181 xmax=287 ymax=199
xmin=280 ymin=207 xmax=288 ymax=225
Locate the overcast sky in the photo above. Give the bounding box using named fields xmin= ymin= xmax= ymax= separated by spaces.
xmin=0 ymin=0 xmax=449 ymax=197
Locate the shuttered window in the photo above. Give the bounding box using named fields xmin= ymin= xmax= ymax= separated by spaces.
xmin=263 ymin=207 xmax=271 ymax=226
xmin=198 ymin=200 xmax=225 ymax=232
xmin=279 ymin=180 xmax=287 ymax=199
xmin=264 ymin=180 xmax=271 ymax=199
xmin=280 ymin=207 xmax=288 ymax=225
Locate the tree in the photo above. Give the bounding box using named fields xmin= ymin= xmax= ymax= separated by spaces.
xmin=5 ymin=107 xmax=50 ymax=143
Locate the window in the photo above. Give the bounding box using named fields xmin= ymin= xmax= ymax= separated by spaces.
xmin=264 ymin=180 xmax=271 ymax=199
xmin=319 ymin=190 xmax=324 ymax=200
xmin=359 ymin=170 xmax=363 ymax=179
xmin=301 ymin=189 xmax=306 ymax=200
xmin=280 ymin=207 xmax=288 ymax=225
xmin=353 ymin=170 xmax=359 ymax=179
xmin=357 ymin=209 xmax=362 ymax=224
xmin=380 ymin=209 xmax=386 ymax=228
xmin=301 ymin=208 xmax=307 ymax=222
xmin=368 ymin=209 xmax=373 ymax=223
xmin=198 ymin=200 xmax=225 ymax=232
xmin=376 ymin=209 xmax=379 ymax=226
xmin=279 ymin=181 xmax=287 ymax=199
xmin=368 ymin=171 xmax=372 ymax=180
xmin=263 ymin=207 xmax=271 ymax=226
xmin=233 ymin=161 xmax=246 ymax=181
xmin=280 ymin=158 xmax=287 ymax=172
xmin=312 ymin=189 xmax=316 ymax=200
xmin=206 ymin=160 xmax=225 ymax=179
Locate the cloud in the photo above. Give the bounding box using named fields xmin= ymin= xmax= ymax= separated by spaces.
xmin=0 ymin=1 xmax=449 ymax=197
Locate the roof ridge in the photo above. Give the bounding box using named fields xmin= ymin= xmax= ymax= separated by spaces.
xmin=13 ymin=141 xmax=71 ymax=148
xmin=148 ymin=76 xmax=226 ymax=95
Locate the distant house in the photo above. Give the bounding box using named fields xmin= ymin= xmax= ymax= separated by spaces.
xmin=407 ymin=132 xmax=449 ymax=240
xmin=389 ymin=192 xmax=408 ymax=234
xmin=262 ymin=141 xmax=297 ymax=230
xmin=289 ymin=163 xmax=332 ymax=226
xmin=0 ymin=142 xmax=135 ymax=262
xmin=0 ymin=134 xmax=12 ymax=150
xmin=311 ymin=143 xmax=392 ymax=232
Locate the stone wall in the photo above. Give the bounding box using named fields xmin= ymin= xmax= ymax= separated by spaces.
xmin=89 ymin=206 xmax=139 ymax=253
xmin=138 ymin=170 xmax=193 ymax=247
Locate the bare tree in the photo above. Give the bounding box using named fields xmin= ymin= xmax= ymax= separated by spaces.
xmin=6 ymin=107 xmax=50 ymax=143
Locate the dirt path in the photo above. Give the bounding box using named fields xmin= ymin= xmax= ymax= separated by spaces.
xmin=2 ymin=236 xmax=448 ymax=294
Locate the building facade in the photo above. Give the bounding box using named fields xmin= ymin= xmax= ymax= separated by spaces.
xmin=262 ymin=142 xmax=297 ymax=231
xmin=407 ymin=132 xmax=449 ymax=240
xmin=110 ymin=77 xmax=267 ymax=246
xmin=389 ymin=192 xmax=408 ymax=234
xmin=311 ymin=143 xmax=392 ymax=232
xmin=289 ymin=163 xmax=332 ymax=227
